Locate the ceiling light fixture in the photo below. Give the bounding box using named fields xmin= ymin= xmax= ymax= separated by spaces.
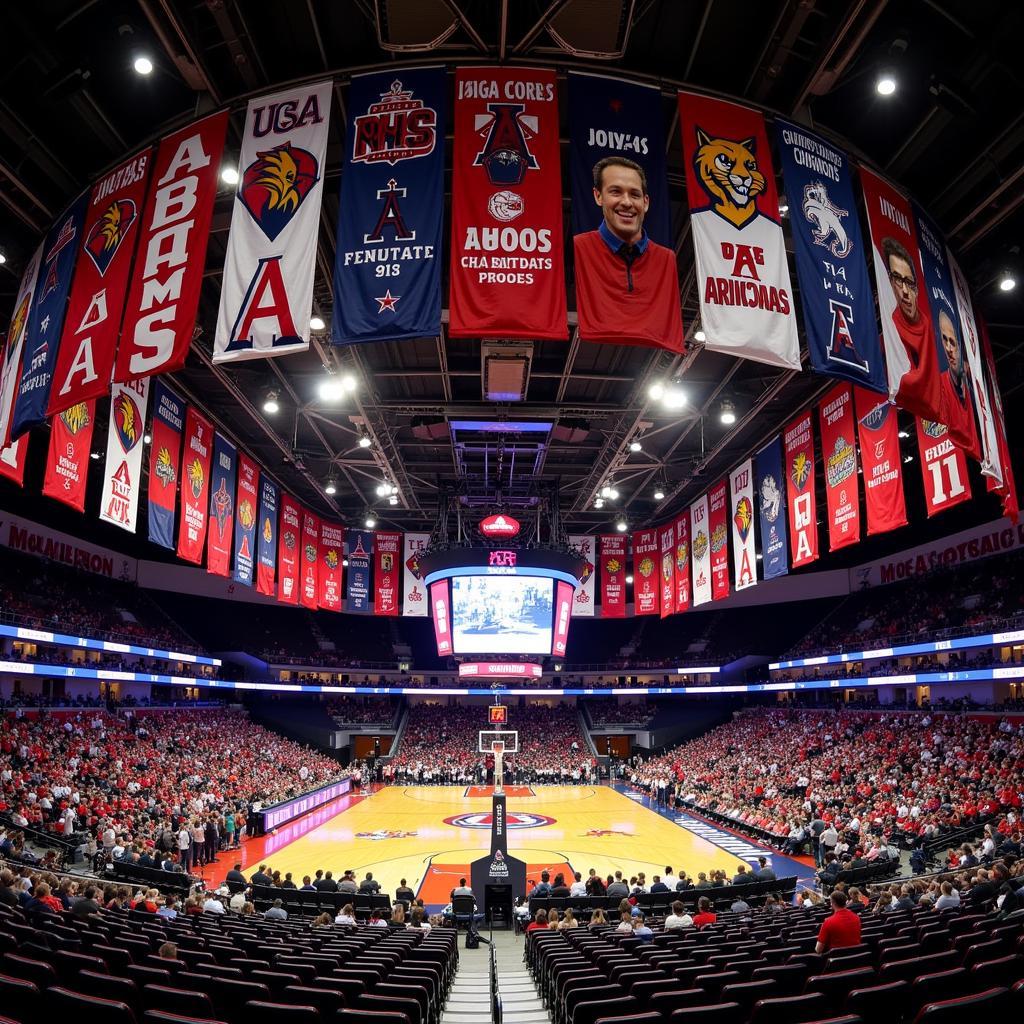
xmin=0 ymin=251 xmax=7 ymax=265
xmin=357 ymin=434 xmax=372 ymax=449
xmin=662 ymin=384 xmax=687 ymax=410
xmin=90 ymin=451 xmax=101 ymax=460
xmin=903 ymin=454 xmax=914 ymax=464
xmin=262 ymin=391 xmax=280 ymax=415
xmin=999 ymin=273 xmax=1017 ymax=292
xmin=309 ymin=315 xmax=326 ymax=331
xmin=133 ymin=55 xmax=154 ymax=75
xmin=324 ymin=479 xmax=337 ymax=496
xmin=220 ymin=166 xmax=239 ymax=186
xmin=318 ymin=377 xmax=345 ymax=402
xmin=876 ymin=73 xmax=897 ymax=96
xmin=653 ymin=485 xmax=665 ymax=501
xmin=648 ymin=382 xmax=664 ymax=401
xmin=342 ymin=558 xmax=349 ymax=568
xmin=365 ymin=515 xmax=377 ymax=529
xmin=143 ymin=433 xmax=152 ymax=445
xmin=600 ymin=485 xmax=612 ymax=499
xmin=629 ymin=440 xmax=642 ymax=453
xmin=615 ymin=518 xmax=628 ymax=533
xmin=720 ymin=400 xmax=736 ymax=426
xmin=375 ymin=482 xmax=390 ymax=497
xmin=341 ymin=374 xmax=357 ymax=392
xmin=594 ymin=497 xmax=605 ymax=509
xmin=898 ymin=429 xmax=910 ymax=439
xmin=388 ymin=495 xmax=399 ymax=506
xmin=607 ymin=487 xmax=620 ymax=501
xmin=694 ymin=329 xmax=706 ymax=343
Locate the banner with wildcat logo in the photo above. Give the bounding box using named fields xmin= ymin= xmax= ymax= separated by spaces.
xmin=631 ymin=530 xmax=659 ymax=615
xmin=915 ymin=417 xmax=970 ymax=517
xmin=774 ymin=120 xmax=886 ymax=393
xmin=677 ymin=93 xmax=799 ymax=370
xmin=818 ymin=383 xmax=861 ymax=551
xmin=147 ymin=380 xmax=183 ymax=549
xmin=318 ymin=520 xmax=344 ymax=611
xmin=449 ymin=67 xmax=567 ymax=340
xmin=784 ymin=411 xmax=819 ymax=567
xmin=568 ymin=534 xmax=596 ymax=618
xmin=0 ymin=243 xmax=42 ymax=449
xmin=374 ymin=531 xmax=401 ymax=616
xmin=277 ymin=493 xmax=301 ymax=604
xmin=332 ymin=68 xmax=445 ymax=344
xmin=402 ymin=531 xmax=430 ymax=616
xmin=708 ymin=479 xmax=730 ymax=601
xmin=233 ymin=453 xmax=259 ymax=586
xmin=256 ymin=476 xmax=279 ymax=596
xmin=659 ymin=523 xmax=676 ymax=617
xmin=674 ymin=514 xmax=691 ymax=612
xmin=754 ymin=438 xmax=788 ymax=579
xmin=205 ymin=433 xmax=236 ymax=577
xmin=214 ymin=81 xmax=332 ymax=364
xmin=345 ymin=529 xmax=373 ymax=613
xmin=729 ymin=459 xmax=757 ymax=591
xmin=689 ymin=495 xmax=712 ymax=607
xmin=176 ymin=407 xmax=212 ymax=565
xmin=599 ymin=534 xmax=627 ymax=618
xmin=301 ymin=510 xmax=321 ymax=610
xmin=42 ymin=400 xmax=95 ymax=512
xmin=99 ymin=378 xmax=150 ymax=533
xmin=854 ymin=388 xmax=907 ymax=536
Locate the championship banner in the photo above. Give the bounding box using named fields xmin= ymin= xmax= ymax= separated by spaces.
xmin=568 ymin=534 xmax=596 ymax=618
xmin=374 ymin=531 xmax=401 ymax=616
xmin=729 ymin=459 xmax=756 ymax=591
xmin=449 ymin=67 xmax=567 ymax=340
xmin=11 ymin=192 xmax=89 ymax=439
xmin=277 ymin=493 xmax=301 ymax=604
xmin=205 ymin=433 xmax=236 ymax=576
xmin=774 ymin=119 xmax=886 ymax=393
xmin=345 ymin=529 xmax=373 ymax=613
xmin=0 ymin=436 xmax=28 ymax=487
xmin=301 ymin=510 xmax=321 ymax=610
xmin=677 ymin=92 xmax=799 ymax=370
xmin=854 ymin=388 xmax=907 ymax=536
xmin=42 ymin=401 xmax=95 ymax=512
xmin=318 ymin=520 xmax=344 ymax=612
xmin=114 ymin=111 xmax=229 ymax=382
xmin=754 ymin=438 xmax=788 ymax=580
xmin=401 ymin=531 xmax=429 ymax=616
xmin=98 ymin=378 xmax=150 ymax=533
xmin=659 ymin=523 xmax=676 ymax=617
xmin=0 ymin=243 xmax=42 ymax=448
xmin=176 ymin=406 xmax=212 ymax=565
xmin=631 ymin=530 xmax=659 ymax=615
xmin=233 ymin=452 xmax=259 ymax=586
xmin=256 ymin=476 xmax=279 ymax=596
xmin=979 ymin=318 xmax=1018 ymax=523
xmin=147 ymin=380 xmax=184 ymax=550
xmin=860 ymin=166 xmax=941 ymax=422
xmin=915 ymin=417 xmax=970 ymax=517
xmin=818 ymin=383 xmax=861 ymax=551
xmin=708 ymin=479 xmax=730 ymax=601
xmin=673 ymin=514 xmax=691 ymax=612
xmin=332 ymin=68 xmax=445 ymax=344
xmin=599 ymin=534 xmax=627 ymax=618
xmin=690 ymin=495 xmax=712 ymax=607
xmin=784 ymin=411 xmax=819 ymax=567
xmin=214 ymin=81 xmax=332 ymax=364
xmin=48 ymin=149 xmax=152 ymax=416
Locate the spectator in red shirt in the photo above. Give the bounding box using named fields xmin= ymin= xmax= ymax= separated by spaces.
xmin=526 ymin=910 xmax=549 ymax=932
xmin=815 ymin=890 xmax=862 ymax=953
xmin=692 ymin=896 xmax=717 ymax=929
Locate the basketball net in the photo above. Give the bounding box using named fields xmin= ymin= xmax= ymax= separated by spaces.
xmin=492 ymin=741 xmax=505 ymax=795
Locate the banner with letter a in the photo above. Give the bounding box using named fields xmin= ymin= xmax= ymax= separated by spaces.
xmin=690 ymin=495 xmax=712 ymax=607
xmin=301 ymin=510 xmax=321 ymax=610
xmin=233 ymin=453 xmax=259 ymax=586
xmin=42 ymin=401 xmax=95 ymax=511
xmin=708 ymin=479 xmax=730 ymax=601
xmin=818 ymin=383 xmax=861 ymax=551
xmin=784 ymin=411 xmax=818 ymax=568
xmin=449 ymin=67 xmax=567 ymax=340
xmin=345 ymin=529 xmax=373 ymax=612
xmin=374 ymin=531 xmax=401 ymax=616
xmin=599 ymin=534 xmax=627 ymax=617
xmin=256 ymin=476 xmax=279 ymax=596
xmin=729 ymin=459 xmax=756 ymax=591
xmin=402 ymin=531 xmax=430 ymax=616
xmin=775 ymin=119 xmax=886 ymax=393
xmin=277 ymin=494 xmax=301 ymax=604
xmin=318 ymin=520 xmax=344 ymax=612
xmin=49 ymin=149 xmax=152 ymax=417
xmin=177 ymin=406 xmax=212 ymax=565
xmin=755 ymin=438 xmax=788 ymax=580
xmin=659 ymin=523 xmax=676 ymax=617
xmin=854 ymin=388 xmax=907 ymax=536
xmin=114 ymin=111 xmax=229 ymax=383
xmin=206 ymin=433 xmax=236 ymax=576
xmin=916 ymin=417 xmax=970 ymax=517
xmin=1 ymin=243 xmax=42 ymax=448
xmin=99 ymin=378 xmax=150 ymax=533
xmin=632 ymin=530 xmax=659 ymax=615
xmin=214 ymin=81 xmax=331 ymax=364
xmin=569 ymin=534 xmax=596 ymax=618
xmin=677 ymin=92 xmax=799 ymax=370
xmin=333 ymin=68 xmax=444 ymax=344
xmin=147 ymin=380 xmax=183 ymax=549
xmin=0 ymin=436 xmax=28 ymax=486
xmin=674 ymin=515 xmax=691 ymax=612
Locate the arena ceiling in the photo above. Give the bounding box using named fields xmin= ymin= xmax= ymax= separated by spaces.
xmin=1 ymin=0 xmax=1022 ymax=551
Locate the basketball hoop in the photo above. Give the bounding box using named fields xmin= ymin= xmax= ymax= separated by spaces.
xmin=479 ymin=730 xmax=517 ymax=795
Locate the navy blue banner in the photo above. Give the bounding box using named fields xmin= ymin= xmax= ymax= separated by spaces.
xmin=345 ymin=529 xmax=374 ymax=613
xmin=755 ymin=438 xmax=789 ymax=580
xmin=147 ymin=380 xmax=184 ymax=550
xmin=568 ymin=73 xmax=671 ymax=248
xmin=332 ymin=68 xmax=445 ymax=344
xmin=774 ymin=119 xmax=886 ymax=394
xmin=207 ymin=433 xmax=237 ymax=577
xmin=256 ymin=476 xmax=278 ymax=596
xmin=11 ymin=191 xmax=89 ymax=439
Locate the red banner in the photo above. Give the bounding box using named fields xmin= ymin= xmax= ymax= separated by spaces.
xmin=599 ymin=534 xmax=627 ymax=618
xmin=449 ymin=67 xmax=567 ymax=340
xmin=631 ymin=530 xmax=659 ymax=615
xmin=979 ymin=317 xmax=1018 ymax=523
xmin=113 ymin=111 xmax=230 ymax=383
xmin=42 ymin=402 xmax=95 ymax=511
xmin=374 ymin=531 xmax=401 ymax=616
xmin=277 ymin=494 xmax=301 ymax=604
xmin=301 ymin=510 xmax=320 ymax=610
xmin=854 ymin=388 xmax=907 ymax=536
xmin=0 ymin=436 xmax=28 ymax=487
xmin=818 ymin=383 xmax=861 ymax=551
xmin=916 ymin=417 xmax=971 ymax=516
xmin=659 ymin=523 xmax=675 ymax=618
xmin=176 ymin=406 xmax=212 ymax=564
xmin=784 ymin=410 xmax=819 ymax=567
xmin=674 ymin=514 xmax=690 ymax=613
xmin=708 ymin=479 xmax=730 ymax=600
xmin=318 ymin=520 xmax=344 ymax=612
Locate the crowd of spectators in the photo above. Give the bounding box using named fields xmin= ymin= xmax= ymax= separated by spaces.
xmin=584 ymin=699 xmax=655 ymax=726
xmin=326 ymin=697 xmax=397 ymax=725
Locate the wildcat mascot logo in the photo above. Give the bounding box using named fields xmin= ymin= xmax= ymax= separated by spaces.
xmin=113 ymin=393 xmax=141 ymax=453
xmin=239 ymin=142 xmax=320 ymax=242
xmin=84 ymin=200 xmax=138 ymax=274
xmin=694 ymin=128 xmax=765 ymax=228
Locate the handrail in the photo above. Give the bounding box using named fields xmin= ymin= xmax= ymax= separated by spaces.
xmin=0 ymin=609 xmax=204 ymax=655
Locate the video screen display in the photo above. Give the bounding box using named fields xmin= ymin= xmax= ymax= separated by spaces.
xmin=450 ymin=575 xmax=554 ymax=655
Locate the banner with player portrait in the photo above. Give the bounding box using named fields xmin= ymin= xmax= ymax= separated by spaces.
xmin=754 ymin=438 xmax=788 ymax=579
xmin=42 ymin=400 xmax=95 ymax=512
xmin=48 ymin=149 xmax=151 ymax=417
xmin=674 ymin=514 xmax=691 ymax=612
xmin=677 ymin=93 xmax=799 ymax=370
xmin=277 ymin=493 xmax=301 ymax=604
xmin=774 ymin=119 xmax=886 ymax=393
xmin=332 ymin=68 xmax=445 ymax=344
xmin=206 ymin=433 xmax=236 ymax=577
xmin=599 ymin=534 xmax=627 ymax=618
xmin=708 ymin=479 xmax=730 ymax=601
xmin=176 ymin=406 xmax=212 ymax=564
xmin=659 ymin=522 xmax=676 ymax=617
xmin=98 ymin=378 xmax=150 ymax=533
xmin=114 ymin=111 xmax=229 ymax=382
xmin=690 ymin=494 xmax=712 ymax=607
xmin=256 ymin=476 xmax=279 ymax=596
xmin=233 ymin=453 xmax=259 ymax=586
xmin=632 ymin=529 xmax=660 ymax=615
xmin=214 ymin=81 xmax=332 ymax=364
xmin=784 ymin=411 xmax=819 ymax=567
xmin=345 ymin=529 xmax=373 ymax=613
xmin=449 ymin=67 xmax=567 ymax=340
xmin=301 ymin=510 xmax=321 ymax=610
xmin=818 ymin=383 xmax=861 ymax=550
xmin=729 ymin=459 xmax=757 ymax=591
xmin=374 ymin=531 xmax=401 ymax=616
xmin=854 ymin=388 xmax=907 ymax=536
xmin=0 ymin=243 xmax=42 ymax=448
xmin=0 ymin=436 xmax=27 ymax=487
xmin=318 ymin=520 xmax=344 ymax=612
xmin=915 ymin=417 xmax=971 ymax=517
xmin=568 ymin=534 xmax=596 ymax=618
xmin=147 ymin=380 xmax=183 ymax=549
xmin=402 ymin=531 xmax=430 ymax=616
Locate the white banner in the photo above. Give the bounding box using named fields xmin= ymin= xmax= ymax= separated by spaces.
xmin=99 ymin=378 xmax=150 ymax=533
xmin=690 ymin=494 xmax=712 ymax=607
xmin=729 ymin=458 xmax=757 ymax=591
xmin=213 ymin=81 xmax=332 ymax=364
xmin=402 ymin=532 xmax=430 ymax=616
xmin=0 ymin=242 xmax=42 ymax=447
xmin=568 ymin=534 xmax=596 ymax=617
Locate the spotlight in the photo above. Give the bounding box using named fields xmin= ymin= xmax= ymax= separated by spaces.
xmin=694 ymin=329 xmax=706 ymax=342
xmin=720 ymin=400 xmax=736 ymax=426
xmin=357 ymin=434 xmax=372 ymax=449
xmin=898 ymin=429 xmax=909 ymax=439
xmin=607 ymin=487 xmax=620 ymax=501
xmin=220 ymin=166 xmax=239 ymax=186
xmin=653 ymin=486 xmax=665 ymax=501
xmin=594 ymin=497 xmax=605 ymax=509
xmin=662 ymin=384 xmax=687 ymax=410
xmin=876 ymin=74 xmax=897 ymax=96
xmin=324 ymin=479 xmax=337 ymax=496
xmin=389 ymin=484 xmax=399 ymax=495
xmin=756 ymin=552 xmax=763 ymax=561
xmin=262 ymin=391 xmax=280 ymax=415
xmin=615 ymin=519 xmax=627 ymax=532
xmin=629 ymin=440 xmax=642 ymax=453
xmin=310 ymin=315 xmax=326 ymax=331
xmin=375 ymin=482 xmax=390 ymax=497
xmin=342 ymin=558 xmax=349 ymax=567
xmin=999 ymin=273 xmax=1017 ymax=292
xmin=318 ymin=377 xmax=345 ymax=402
xmin=143 ymin=433 xmax=152 ymax=445
xmin=600 ymin=485 xmax=612 ymax=499
xmin=0 ymin=251 xmax=6 ymax=265
xmin=779 ymin=203 xmax=789 ymax=216
xmin=903 ymin=454 xmax=914 ymax=464
xmin=90 ymin=451 xmax=101 ymax=460
xmin=648 ymin=382 xmax=664 ymax=401
xmin=341 ymin=374 xmax=357 ymax=392
xmin=388 ymin=495 xmax=399 ymax=506
xmin=625 ymin=574 xmax=634 ymax=584
xmin=365 ymin=515 xmax=376 ymax=529
xmin=133 ymin=55 xmax=154 ymax=75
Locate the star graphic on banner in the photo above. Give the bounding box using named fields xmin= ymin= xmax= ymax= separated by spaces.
xmin=374 ymin=289 xmax=401 ymax=313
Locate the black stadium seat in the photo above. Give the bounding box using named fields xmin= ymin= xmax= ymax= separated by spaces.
xmin=143 ymin=1013 xmax=230 ymax=1024
xmin=913 ymin=986 xmax=1011 ymax=1021
xmin=749 ymin=992 xmax=829 ymax=1024
xmin=669 ymin=1003 xmax=745 ymax=1024
xmin=0 ymin=971 xmax=43 ymax=1021
xmin=46 ymin=984 xmax=139 ymax=1024
xmin=244 ymin=1001 xmax=321 ymax=1023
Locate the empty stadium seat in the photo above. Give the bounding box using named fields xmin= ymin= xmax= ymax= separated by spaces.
xmin=749 ymin=992 xmax=829 ymax=1024
xmin=913 ymin=986 xmax=1011 ymax=1021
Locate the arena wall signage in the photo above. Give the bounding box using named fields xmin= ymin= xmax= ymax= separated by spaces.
xmin=479 ymin=513 xmax=520 ymax=538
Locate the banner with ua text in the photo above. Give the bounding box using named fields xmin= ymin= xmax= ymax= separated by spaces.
xmin=690 ymin=494 xmax=712 ymax=607
xmin=729 ymin=459 xmax=756 ymax=591
xmin=301 ymin=510 xmax=321 ymax=610
xmin=345 ymin=529 xmax=373 ymax=612
xmin=98 ymin=378 xmax=150 ymax=533
xmin=915 ymin=417 xmax=970 ymax=517
xmin=176 ymin=407 xmax=212 ymax=565
xmin=784 ymin=411 xmax=818 ymax=567
xmin=374 ymin=531 xmax=401 ymax=616
xmin=147 ymin=381 xmax=183 ymax=549
xmin=42 ymin=401 xmax=95 ymax=512
xmin=206 ymin=433 xmax=236 ymax=577
xmin=818 ymin=383 xmax=861 ymax=550
xmin=256 ymin=476 xmax=279 ymax=596
xmin=754 ymin=438 xmax=788 ymax=580
xmin=854 ymin=389 xmax=907 ymax=536
xmin=233 ymin=453 xmax=259 ymax=586
xmin=659 ymin=523 xmax=676 ymax=617
xmin=599 ymin=534 xmax=627 ymax=618
xmin=674 ymin=514 xmax=691 ymax=612
xmin=318 ymin=520 xmax=344 ymax=611
xmin=402 ymin=531 xmax=430 ymax=616
xmin=569 ymin=534 xmax=596 ymax=618
xmin=277 ymin=493 xmax=301 ymax=604
xmin=632 ymin=529 xmax=659 ymax=615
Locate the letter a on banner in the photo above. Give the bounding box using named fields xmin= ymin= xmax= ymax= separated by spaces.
xmin=729 ymin=459 xmax=756 ymax=591
xmin=569 ymin=534 xmax=596 ymax=618
xmin=99 ymin=378 xmax=150 ymax=533
xmin=818 ymin=383 xmax=861 ymax=551
xmin=214 ymin=82 xmax=332 ymax=363
xmin=783 ymin=411 xmax=819 ymax=567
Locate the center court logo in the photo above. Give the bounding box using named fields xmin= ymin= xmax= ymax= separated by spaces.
xmin=444 ymin=812 xmax=555 ymax=829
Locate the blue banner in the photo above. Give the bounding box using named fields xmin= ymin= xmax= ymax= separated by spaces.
xmin=755 ymin=438 xmax=789 ymax=580
xmin=774 ymin=119 xmax=886 ymax=393
xmin=568 ymin=73 xmax=671 ymax=248
xmin=207 ymin=433 xmax=237 ymax=576
xmin=147 ymin=380 xmax=184 ymax=550
xmin=256 ymin=476 xmax=278 ymax=596
xmin=331 ymin=67 xmax=445 ymax=344
xmin=11 ymin=191 xmax=89 ymax=439
xmin=345 ymin=529 xmax=374 ymax=613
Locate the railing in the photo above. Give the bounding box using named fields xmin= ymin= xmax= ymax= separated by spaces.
xmin=0 ymin=609 xmax=204 ymax=655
